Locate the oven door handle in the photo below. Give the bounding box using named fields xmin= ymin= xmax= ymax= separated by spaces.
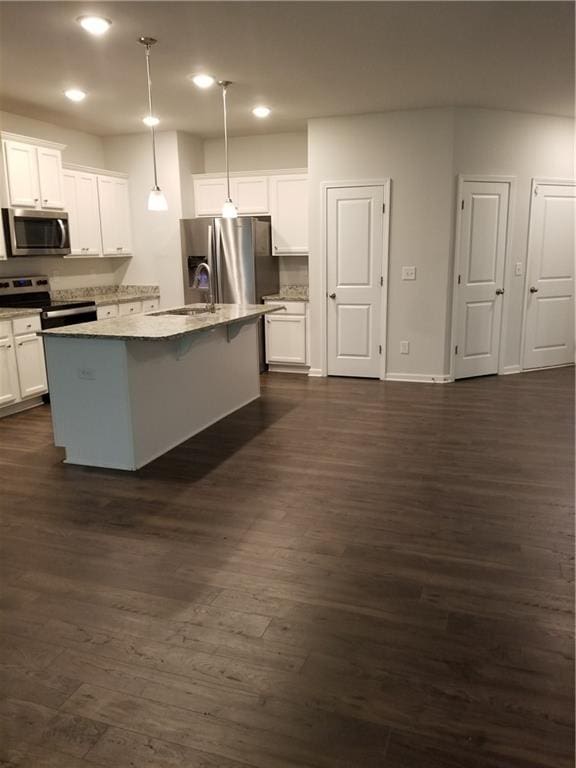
xmin=57 ymin=218 xmax=66 ymax=249
xmin=42 ymin=306 xmax=94 ymax=319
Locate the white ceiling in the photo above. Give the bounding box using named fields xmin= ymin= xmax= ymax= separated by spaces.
xmin=0 ymin=1 xmax=573 ymax=138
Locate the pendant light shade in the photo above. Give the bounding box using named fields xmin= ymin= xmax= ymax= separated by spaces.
xmin=221 ymin=199 xmax=238 ymax=219
xmin=139 ymin=36 xmax=168 ymax=212
xmin=218 ymin=80 xmax=237 ymax=219
xmin=148 ymin=186 xmax=168 ymax=211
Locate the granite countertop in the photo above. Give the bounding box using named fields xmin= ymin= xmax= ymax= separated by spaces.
xmin=52 ymin=285 xmax=160 ymax=307
xmin=262 ymin=285 xmax=308 ymax=302
xmin=0 ymin=307 xmax=42 ymax=320
xmin=38 ymin=304 xmax=284 ymax=342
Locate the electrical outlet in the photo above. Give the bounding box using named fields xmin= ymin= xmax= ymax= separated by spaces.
xmin=78 ymin=367 xmax=96 ymax=380
xmin=401 ymin=266 xmax=416 ymax=281
xmin=400 ymin=341 xmax=410 ymax=355
xmin=515 ymin=262 xmax=523 ymax=277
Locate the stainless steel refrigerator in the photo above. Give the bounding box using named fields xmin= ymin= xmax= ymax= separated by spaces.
xmin=180 ymin=215 xmax=279 ymax=369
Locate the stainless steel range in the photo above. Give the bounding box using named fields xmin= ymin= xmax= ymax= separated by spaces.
xmin=0 ymin=275 xmax=97 ymax=329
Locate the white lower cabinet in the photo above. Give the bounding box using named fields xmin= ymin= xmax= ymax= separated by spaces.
xmin=118 ymin=300 xmax=143 ymax=316
xmin=0 ymin=314 xmax=48 ymax=416
xmin=0 ymin=337 xmax=20 ymax=406
xmin=264 ymin=301 xmax=309 ymax=369
xmin=96 ymin=303 xmax=120 ymax=320
xmin=15 ymin=334 xmax=47 ymax=398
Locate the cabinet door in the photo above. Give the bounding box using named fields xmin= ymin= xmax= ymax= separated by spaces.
xmin=118 ymin=300 xmax=142 ymax=316
xmin=77 ymin=173 xmax=103 ymax=255
xmin=194 ymin=178 xmax=228 ymax=216
xmin=234 ymin=177 xmax=269 ymax=214
xmin=115 ymin=179 xmax=132 ymax=254
xmin=63 ymin=171 xmax=80 ymax=253
xmin=4 ymin=140 xmax=40 ymax=208
xmin=98 ymin=176 xmax=132 ymax=255
xmin=269 ymin=175 xmax=308 ymax=254
xmin=0 ymin=337 xmax=20 ymax=406
xmin=15 ymin=334 xmax=47 ymax=398
xmin=265 ymin=315 xmax=307 ymax=364
xmin=37 ymin=147 xmax=65 ymax=209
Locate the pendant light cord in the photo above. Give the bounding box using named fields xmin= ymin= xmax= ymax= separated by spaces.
xmin=222 ymin=84 xmax=231 ymax=200
xmin=144 ymin=43 xmax=159 ymax=188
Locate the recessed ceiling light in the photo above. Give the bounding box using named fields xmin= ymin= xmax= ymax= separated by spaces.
xmin=77 ymin=15 xmax=112 ymax=36
xmin=65 ymin=89 xmax=87 ymax=102
xmin=142 ymin=115 xmax=160 ymax=127
xmin=191 ymin=74 xmax=215 ymax=89
xmin=252 ymin=106 xmax=271 ymax=118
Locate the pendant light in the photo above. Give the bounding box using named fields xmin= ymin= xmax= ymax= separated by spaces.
xmin=138 ymin=36 xmax=168 ymax=212
xmin=218 ymin=80 xmax=237 ymax=219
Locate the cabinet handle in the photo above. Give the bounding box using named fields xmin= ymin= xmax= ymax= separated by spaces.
xmin=7 ymin=344 xmax=11 ymax=349
xmin=34 ymin=198 xmax=39 ymax=203
xmin=26 ymin=324 xmax=32 ymax=328
xmin=17 ymin=342 xmax=22 ymax=347
xmin=43 ymin=199 xmax=48 ymax=203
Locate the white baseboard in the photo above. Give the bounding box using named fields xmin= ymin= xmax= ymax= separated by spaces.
xmin=500 ymin=365 xmax=522 ymax=376
xmin=384 ymin=372 xmax=452 ymax=384
xmin=0 ymin=396 xmax=45 ymax=419
xmin=307 ymin=368 xmax=324 ymax=377
xmin=267 ymin=364 xmax=309 ymax=375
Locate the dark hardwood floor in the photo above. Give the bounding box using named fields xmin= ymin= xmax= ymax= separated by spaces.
xmin=0 ymin=367 xmax=573 ymax=768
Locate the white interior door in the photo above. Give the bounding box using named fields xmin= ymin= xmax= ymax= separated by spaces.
xmin=327 ymin=185 xmax=386 ymax=378
xmin=523 ymin=181 xmax=575 ymax=370
xmin=453 ymin=180 xmax=510 ymax=379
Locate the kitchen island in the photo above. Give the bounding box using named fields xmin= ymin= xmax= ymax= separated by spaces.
xmin=39 ymin=304 xmax=282 ymax=470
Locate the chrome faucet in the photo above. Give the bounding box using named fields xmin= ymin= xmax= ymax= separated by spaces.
xmin=193 ymin=262 xmax=216 ymax=313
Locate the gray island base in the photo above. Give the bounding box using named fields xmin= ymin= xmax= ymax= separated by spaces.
xmin=39 ymin=304 xmax=282 ymax=471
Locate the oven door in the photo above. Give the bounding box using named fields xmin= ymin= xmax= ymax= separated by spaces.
xmin=2 ymin=208 xmax=71 ymax=256
xmin=41 ymin=306 xmax=97 ymax=329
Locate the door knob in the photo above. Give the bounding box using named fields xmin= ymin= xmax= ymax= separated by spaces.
xmin=328 ymin=292 xmax=336 ymax=299
xmin=529 ymin=286 xmax=539 ymax=293
xmin=495 ymin=288 xmax=504 ymax=295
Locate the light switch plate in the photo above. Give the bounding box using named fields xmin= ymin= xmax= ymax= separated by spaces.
xmin=400 ymin=341 xmax=410 ymax=354
xmin=402 ymin=266 xmax=416 ymax=281
xmin=515 ymin=262 xmax=523 ymax=276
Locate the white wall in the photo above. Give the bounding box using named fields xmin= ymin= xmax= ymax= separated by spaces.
xmin=308 ymin=108 xmax=455 ymax=378
xmin=103 ymin=131 xmax=199 ymax=308
xmin=0 ymin=110 xmax=105 ymax=166
xmin=453 ymin=108 xmax=575 ymax=372
xmin=308 ymin=107 xmax=575 ymax=379
xmin=203 ymin=131 xmax=307 ymax=173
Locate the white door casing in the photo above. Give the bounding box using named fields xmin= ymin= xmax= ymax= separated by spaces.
xmin=453 ymin=179 xmax=511 ymax=379
xmin=523 ymin=180 xmax=575 ymax=370
xmin=326 ymin=184 xmax=387 ymax=378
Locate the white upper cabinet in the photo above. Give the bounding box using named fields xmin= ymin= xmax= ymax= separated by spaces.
xmin=193 ymin=178 xmax=228 ymax=216
xmin=3 ymin=136 xmax=65 ymax=210
xmin=36 ymin=147 xmax=65 ymax=209
xmin=4 ymin=141 xmax=40 ymax=208
xmin=98 ymin=175 xmax=133 ymax=256
xmin=269 ymin=175 xmax=308 ymax=254
xmin=235 ymin=177 xmax=269 ymax=214
xmin=63 ymin=170 xmax=103 ymax=257
xmin=193 ymin=175 xmax=269 ymax=216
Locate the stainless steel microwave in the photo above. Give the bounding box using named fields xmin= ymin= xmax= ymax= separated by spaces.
xmin=2 ymin=208 xmax=71 ymax=256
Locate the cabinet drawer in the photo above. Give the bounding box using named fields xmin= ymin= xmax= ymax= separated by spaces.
xmin=142 ymin=298 xmax=159 ymax=313
xmin=0 ymin=320 xmax=12 ymax=339
xmin=97 ymin=303 xmax=119 ymax=320
xmin=118 ymin=300 xmax=142 ymax=316
xmin=265 ymin=314 xmax=307 ymax=365
xmin=265 ymin=301 xmax=306 ymax=316
xmin=13 ymin=315 xmax=41 ymax=336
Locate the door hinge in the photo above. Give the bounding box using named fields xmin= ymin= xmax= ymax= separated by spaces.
xmin=380 ymin=276 xmax=384 ymax=287
xmin=461 ymin=199 xmax=465 ymax=210
xmin=457 ymin=274 xmax=461 ymax=285
xmin=534 ymin=186 xmax=538 ymax=196
xmin=382 ymin=203 xmax=386 ymax=214
xmin=455 ymin=345 xmax=459 ymax=355
xmin=378 ymin=344 xmax=382 ymax=355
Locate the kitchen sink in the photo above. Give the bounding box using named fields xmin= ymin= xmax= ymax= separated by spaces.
xmin=150 ymin=307 xmax=214 ymax=317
